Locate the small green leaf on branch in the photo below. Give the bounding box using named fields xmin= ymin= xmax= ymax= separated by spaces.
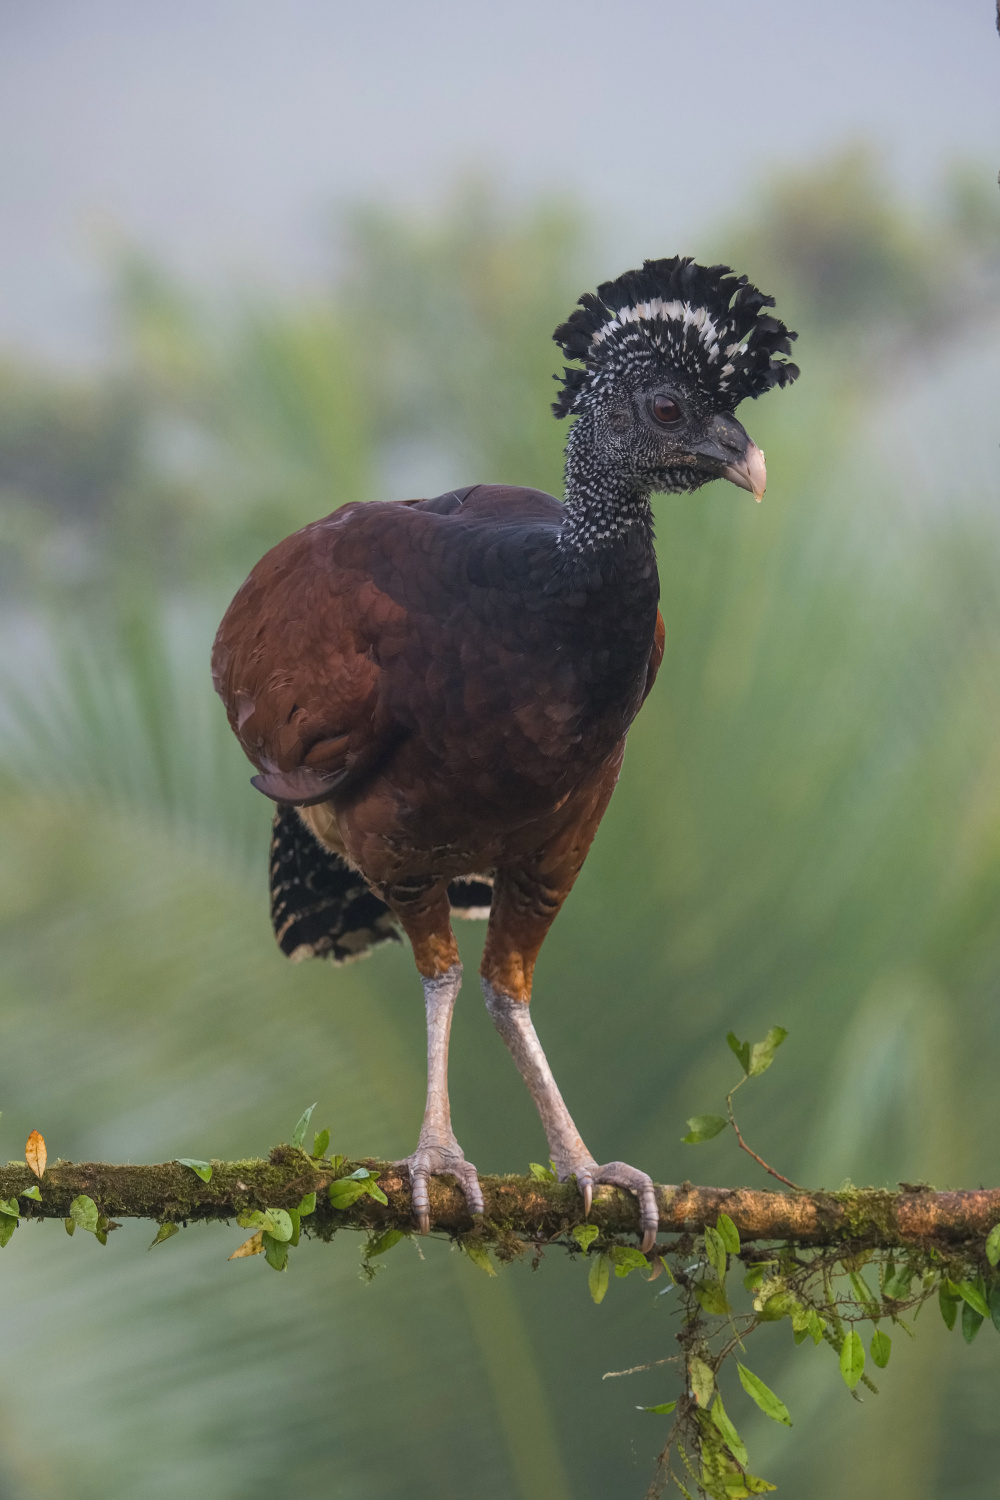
xmin=737 ymin=1364 xmax=792 ymax=1426
xmin=962 ymin=1300 xmax=985 ymax=1343
xmin=298 ymin=1193 xmax=316 ymax=1216
xmin=727 ymin=1032 xmax=751 ymax=1073
xmin=758 ymin=1291 xmax=798 ymax=1323
xmin=682 ymin=1115 xmax=727 ymax=1144
xmin=176 ymin=1159 xmax=212 ymax=1183
xmin=69 ymin=1195 xmax=99 ymax=1234
xmin=989 ymin=1284 xmax=1000 ymax=1334
xmin=262 ymin=1232 xmax=288 ymax=1271
xmin=529 ymin=1161 xmax=557 ymax=1181
xmin=237 ymin=1209 xmax=293 ymax=1239
xmin=985 ymin=1223 xmax=1000 ymax=1267
xmin=611 ymin=1246 xmax=649 ymax=1278
xmin=463 ymin=1241 xmax=496 ymax=1277
xmin=20 ymin=1186 xmax=42 ymax=1203
xmin=329 ymin=1180 xmax=366 ymax=1210
xmin=572 ymin=1224 xmax=599 ymax=1252
xmin=291 ymin=1103 xmax=316 ymax=1149
xmin=0 ymin=1198 xmax=19 ymax=1220
xmin=711 ymin=1391 xmax=749 ymax=1467
xmin=748 ymin=1027 xmax=788 ymax=1077
xmin=366 ymin=1227 xmax=405 ymax=1259
xmin=148 ymin=1222 xmax=180 ymax=1249
xmin=264 ymin=1209 xmax=294 ymax=1243
xmin=956 ymin=1279 xmax=989 ymax=1319
xmin=328 ymin=1167 xmax=385 ymax=1211
xmin=839 ymin=1330 xmax=865 ymax=1390
xmin=638 ymin=1401 xmax=677 ymax=1415
xmin=716 ymin=1213 xmax=740 ymax=1255
xmin=589 ymin=1253 xmax=611 ymax=1304
xmin=704 ymin=1225 xmax=728 ymax=1281
xmin=695 ymin=1278 xmax=730 ymax=1315
xmin=870 ymin=1329 xmax=891 ymax=1368
xmin=939 ymin=1281 xmax=960 ymax=1330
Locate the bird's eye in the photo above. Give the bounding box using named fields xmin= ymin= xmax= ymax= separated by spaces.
xmin=651 ymin=394 xmax=683 ymax=426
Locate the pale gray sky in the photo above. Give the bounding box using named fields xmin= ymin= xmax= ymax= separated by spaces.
xmin=0 ymin=0 xmax=997 ymax=360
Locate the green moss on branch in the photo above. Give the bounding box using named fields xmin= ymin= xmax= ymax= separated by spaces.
xmin=2 ymin=1150 xmax=998 ymax=1252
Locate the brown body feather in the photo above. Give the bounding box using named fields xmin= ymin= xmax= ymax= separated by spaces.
xmin=212 ymin=484 xmax=663 ymax=989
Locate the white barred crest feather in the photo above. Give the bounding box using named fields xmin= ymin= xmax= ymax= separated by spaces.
xmin=552 ymin=257 xmax=799 ymax=417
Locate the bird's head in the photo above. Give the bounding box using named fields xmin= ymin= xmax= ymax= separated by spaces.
xmin=553 ymin=257 xmax=799 ymax=502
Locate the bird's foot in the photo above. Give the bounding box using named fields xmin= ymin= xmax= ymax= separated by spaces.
xmin=400 ymin=1137 xmax=484 ymax=1236
xmin=562 ymin=1158 xmax=659 ymax=1254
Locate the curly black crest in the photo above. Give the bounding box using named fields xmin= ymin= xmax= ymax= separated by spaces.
xmin=552 ymin=256 xmax=799 ymax=418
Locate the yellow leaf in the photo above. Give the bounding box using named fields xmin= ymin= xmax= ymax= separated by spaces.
xmin=228 ymin=1232 xmax=264 ymax=1260
xmin=25 ymin=1131 xmax=46 ymax=1179
xmin=689 ymin=1355 xmax=715 ymax=1407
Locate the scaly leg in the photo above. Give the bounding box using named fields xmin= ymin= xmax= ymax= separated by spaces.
xmin=482 ymin=980 xmax=658 ymax=1252
xmin=385 ymin=882 xmax=484 ymax=1234
xmin=403 ymin=963 xmax=484 ymax=1233
xmin=480 ymin=806 xmax=660 ymax=1252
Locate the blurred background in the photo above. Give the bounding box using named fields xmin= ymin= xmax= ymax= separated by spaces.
xmin=0 ymin=2 xmax=998 ymax=1496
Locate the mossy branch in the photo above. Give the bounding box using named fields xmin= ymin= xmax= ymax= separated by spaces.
xmin=4 ymin=1147 xmax=1000 ymax=1251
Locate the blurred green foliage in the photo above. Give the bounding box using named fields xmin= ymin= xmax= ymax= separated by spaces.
xmin=0 ymin=151 xmax=998 ymax=1499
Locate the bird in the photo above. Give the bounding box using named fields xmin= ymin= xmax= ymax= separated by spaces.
xmin=211 ymin=256 xmax=798 ymax=1252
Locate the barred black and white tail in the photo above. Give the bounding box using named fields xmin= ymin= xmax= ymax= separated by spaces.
xmin=269 ymin=807 xmax=493 ymax=964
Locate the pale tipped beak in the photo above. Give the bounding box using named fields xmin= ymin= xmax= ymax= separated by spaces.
xmin=721 ymin=441 xmax=767 ymax=503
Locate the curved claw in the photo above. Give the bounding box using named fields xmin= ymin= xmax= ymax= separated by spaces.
xmin=566 ymin=1167 xmax=595 ymax=1218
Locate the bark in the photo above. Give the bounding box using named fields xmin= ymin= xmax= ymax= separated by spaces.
xmin=5 ymin=1148 xmax=1000 ymax=1251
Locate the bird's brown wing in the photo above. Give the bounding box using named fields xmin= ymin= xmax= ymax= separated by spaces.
xmin=211 ymin=503 xmax=406 ymax=805
xmin=212 ymin=485 xmax=574 ymax=807
xmin=213 ymin=484 xmax=657 ymax=810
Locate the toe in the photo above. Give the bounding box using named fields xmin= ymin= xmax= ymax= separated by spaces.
xmin=408 ymin=1167 xmax=431 ymax=1234
xmin=454 ymin=1161 xmax=485 ymax=1217
xmin=594 ymin=1162 xmax=659 ymax=1252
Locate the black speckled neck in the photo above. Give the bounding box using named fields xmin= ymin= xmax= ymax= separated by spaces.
xmin=558 ymin=413 xmax=654 ymax=558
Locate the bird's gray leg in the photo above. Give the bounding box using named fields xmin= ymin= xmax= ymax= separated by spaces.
xmin=482 ymin=980 xmax=659 ymax=1252
xmin=401 ymin=963 xmax=484 ymax=1235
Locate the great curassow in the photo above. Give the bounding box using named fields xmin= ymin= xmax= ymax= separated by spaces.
xmin=212 ymin=258 xmax=798 ymax=1250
